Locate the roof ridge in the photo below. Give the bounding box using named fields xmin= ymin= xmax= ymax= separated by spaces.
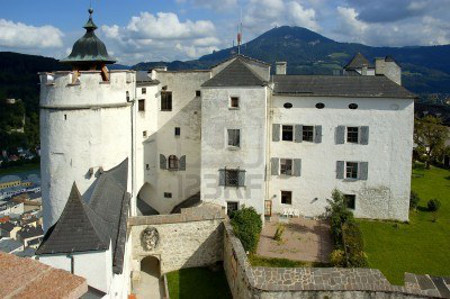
xmin=236 ymin=57 xmax=267 ymax=82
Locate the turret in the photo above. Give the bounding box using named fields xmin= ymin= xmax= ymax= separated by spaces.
xmin=40 ymin=9 xmax=134 ymax=230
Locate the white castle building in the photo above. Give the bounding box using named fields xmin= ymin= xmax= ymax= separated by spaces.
xmin=36 ymin=10 xmax=415 ymax=298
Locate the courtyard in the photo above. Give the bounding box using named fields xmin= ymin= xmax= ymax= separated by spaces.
xmin=256 ymin=215 xmax=333 ymax=265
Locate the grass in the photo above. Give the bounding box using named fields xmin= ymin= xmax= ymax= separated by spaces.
xmin=358 ymin=164 xmax=450 ymax=285
xmin=0 ymin=163 xmax=40 ymax=175
xmin=249 ymin=254 xmax=331 ymax=268
xmin=167 ymin=266 xmax=232 ymax=299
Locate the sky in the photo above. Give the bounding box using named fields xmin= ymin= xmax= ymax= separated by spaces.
xmin=0 ymin=0 xmax=449 ymax=65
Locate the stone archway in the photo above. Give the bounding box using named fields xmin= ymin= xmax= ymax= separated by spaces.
xmin=134 ymin=256 xmax=162 ymax=299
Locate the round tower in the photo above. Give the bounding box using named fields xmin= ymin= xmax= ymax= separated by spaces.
xmin=40 ymin=9 xmax=135 ymax=230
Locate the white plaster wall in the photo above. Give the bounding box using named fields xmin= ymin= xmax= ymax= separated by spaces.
xmin=39 ymin=254 xmax=72 ymax=272
xmin=137 ymin=71 xmax=209 ymax=214
xmin=269 ymin=96 xmax=414 ymax=221
xmin=74 ymin=249 xmax=112 ymax=293
xmin=201 ymin=87 xmax=268 ymax=215
xmin=40 ymin=71 xmax=134 ymax=230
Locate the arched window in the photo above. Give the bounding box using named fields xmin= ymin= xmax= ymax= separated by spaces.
xmin=168 ymin=155 xmax=179 ymax=170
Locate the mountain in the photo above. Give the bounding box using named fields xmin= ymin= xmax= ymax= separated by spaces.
xmin=134 ymin=26 xmax=450 ymax=95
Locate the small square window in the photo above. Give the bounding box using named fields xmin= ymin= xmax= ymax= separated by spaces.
xmin=175 ymin=127 xmax=181 ymax=136
xmin=230 ymin=97 xmax=239 ymax=108
xmin=225 ymin=170 xmax=239 ymax=187
xmin=281 ymin=191 xmax=292 ymax=205
xmin=347 ymin=127 xmax=359 ymax=143
xmin=226 ymin=202 xmax=239 ymax=216
xmin=164 ymin=192 xmax=172 ymax=198
xmin=138 ymin=99 xmax=145 ymax=111
xmin=344 ymin=194 xmax=356 ymax=210
xmin=346 ymin=162 xmax=358 ymax=179
xmin=282 ymin=125 xmax=293 ymax=141
xmin=196 ymin=90 xmax=201 ymax=97
xmin=280 ymin=159 xmax=292 ymax=175
xmin=227 ymin=129 xmax=240 ymax=147
xmin=143 ymin=131 xmax=147 ymax=138
xmin=142 ymin=87 xmax=147 ymax=94
xmin=302 ymin=126 xmax=314 ymax=142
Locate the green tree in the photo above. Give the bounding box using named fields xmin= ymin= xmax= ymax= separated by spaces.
xmin=414 ymin=115 xmax=448 ymax=169
xmin=230 ymin=206 xmax=262 ymax=253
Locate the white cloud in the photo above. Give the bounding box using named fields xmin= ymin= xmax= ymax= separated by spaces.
xmin=0 ymin=19 xmax=64 ymax=48
xmin=100 ymin=11 xmax=221 ymax=64
xmin=287 ymin=1 xmax=320 ymax=31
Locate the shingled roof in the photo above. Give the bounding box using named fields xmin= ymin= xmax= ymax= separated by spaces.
xmin=202 ymin=57 xmax=267 ymax=87
xmin=37 ymin=158 xmax=129 ymax=274
xmin=344 ymin=52 xmax=373 ymax=70
xmin=272 ymin=75 xmax=416 ymax=99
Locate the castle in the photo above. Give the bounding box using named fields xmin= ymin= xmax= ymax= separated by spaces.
xmin=35 ymin=10 xmax=415 ymax=298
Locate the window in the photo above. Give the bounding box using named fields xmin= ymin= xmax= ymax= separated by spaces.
xmin=168 ymin=155 xmax=179 ymax=170
xmin=161 ymin=91 xmax=172 ymax=111
xmin=225 ymin=169 xmax=239 ymax=187
xmin=316 ymin=102 xmax=325 ymax=109
xmin=138 ymin=99 xmax=145 ymax=111
xmin=164 ymin=192 xmax=172 ymax=198
xmin=280 ymin=159 xmax=292 ymax=175
xmin=346 ymin=162 xmax=358 ymax=179
xmin=126 ymin=91 xmax=130 ymax=102
xmin=349 ymin=103 xmax=358 ymax=110
xmin=175 ymin=127 xmax=181 ymax=136
xmin=282 ymin=125 xmax=293 ymax=141
xmin=344 ymin=194 xmax=356 ymax=210
xmin=196 ymin=90 xmax=201 ymax=97
xmin=347 ymin=127 xmax=359 ymax=143
xmin=142 ymin=87 xmax=147 ymax=94
xmin=226 ymin=202 xmax=239 ymax=216
xmin=228 ymin=129 xmax=240 ymax=147
xmin=281 ymin=191 xmax=292 ymax=205
xmin=146 ymin=164 xmax=150 ymax=170
xmin=230 ymin=97 xmax=239 ymax=108
xmin=143 ymin=131 xmax=147 ymax=138
xmin=302 ymin=126 xmax=314 ymax=142
xmin=283 ymin=102 xmax=293 ymax=109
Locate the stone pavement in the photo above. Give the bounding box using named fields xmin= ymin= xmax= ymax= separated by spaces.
xmin=257 ymin=215 xmax=332 ymax=263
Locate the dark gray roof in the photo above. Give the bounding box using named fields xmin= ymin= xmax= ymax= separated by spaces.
xmin=37 ymin=159 xmax=129 ymax=274
xmin=272 ymin=75 xmax=416 ymax=99
xmin=17 ymin=225 xmax=43 ymax=239
xmin=202 ymin=57 xmax=266 ymax=87
xmin=344 ymin=52 xmax=373 ymax=70
xmin=0 ymin=238 xmax=22 ymax=253
xmin=60 ymin=9 xmax=116 ymax=65
xmin=171 ymin=192 xmax=201 ymax=214
xmin=0 ymin=222 xmax=16 ymax=233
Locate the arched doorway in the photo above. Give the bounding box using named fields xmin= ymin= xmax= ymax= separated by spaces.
xmin=141 ymin=256 xmax=160 ymax=278
xmin=134 ymin=256 xmax=161 ymax=298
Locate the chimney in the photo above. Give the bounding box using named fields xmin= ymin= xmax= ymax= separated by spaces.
xmin=275 ymin=62 xmax=287 ymax=75
xmin=375 ymin=56 xmax=402 ymax=85
xmin=361 ymin=65 xmax=368 ymax=76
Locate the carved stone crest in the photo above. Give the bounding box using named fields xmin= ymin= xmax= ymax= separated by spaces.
xmin=141 ymin=227 xmax=159 ymax=251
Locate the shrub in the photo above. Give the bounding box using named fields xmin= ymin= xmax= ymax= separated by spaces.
xmin=230 ymin=206 xmax=262 ymax=253
xmin=273 ymin=224 xmax=285 ymax=241
xmin=326 ymin=189 xmax=354 ymax=247
xmin=410 ymin=191 xmax=420 ymax=210
xmin=330 ymin=249 xmax=345 ymax=267
xmin=427 ymin=199 xmax=441 ymax=212
xmin=342 ymin=222 xmax=368 ymax=267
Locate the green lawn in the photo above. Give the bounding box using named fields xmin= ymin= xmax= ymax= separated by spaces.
xmin=0 ymin=163 xmax=40 ymax=176
xmin=358 ymin=165 xmax=450 ymax=285
xmin=249 ymin=254 xmax=330 ymax=268
xmin=167 ymin=266 xmax=232 ymax=299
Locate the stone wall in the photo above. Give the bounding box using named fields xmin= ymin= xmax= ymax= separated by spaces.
xmin=129 ymin=203 xmax=225 ymax=274
xmin=223 ymin=222 xmax=448 ymax=298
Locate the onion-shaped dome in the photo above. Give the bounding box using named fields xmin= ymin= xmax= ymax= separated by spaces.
xmin=60 ymin=8 xmax=116 ymax=65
